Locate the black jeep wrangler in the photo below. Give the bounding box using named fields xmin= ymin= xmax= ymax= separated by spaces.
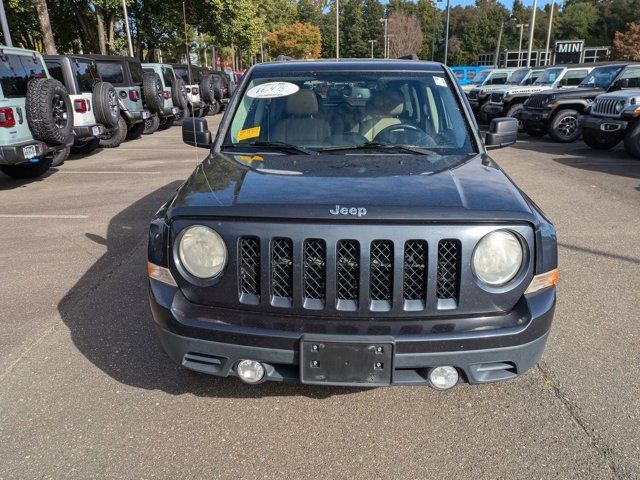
xmin=521 ymin=63 xmax=636 ymax=142
xmin=147 ymin=60 xmax=558 ymax=389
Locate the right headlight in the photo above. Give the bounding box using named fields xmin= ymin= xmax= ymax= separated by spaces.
xmin=177 ymin=225 xmax=227 ymax=279
xmin=472 ymin=230 xmax=524 ymax=287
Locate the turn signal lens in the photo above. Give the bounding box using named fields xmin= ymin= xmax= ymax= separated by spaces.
xmin=0 ymin=107 xmax=15 ymax=127
xmin=147 ymin=262 xmax=177 ymax=286
xmin=524 ymin=269 xmax=558 ymax=295
xmin=163 ymin=90 xmax=170 ymax=100
xmin=192 ymin=87 xmax=199 ymax=95
xmin=73 ymin=99 xmax=87 ymax=113
xmin=129 ymin=90 xmax=140 ymax=101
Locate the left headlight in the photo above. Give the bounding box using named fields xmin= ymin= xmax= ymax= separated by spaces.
xmin=472 ymin=230 xmax=524 ymax=287
xmin=178 ymin=225 xmax=227 ymax=279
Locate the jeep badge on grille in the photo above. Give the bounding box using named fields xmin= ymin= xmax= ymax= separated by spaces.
xmin=330 ymin=205 xmax=367 ymax=217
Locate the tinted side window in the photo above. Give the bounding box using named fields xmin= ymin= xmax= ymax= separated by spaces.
xmin=45 ymin=61 xmax=65 ymax=85
xmin=129 ymin=61 xmax=143 ymax=84
xmin=97 ymin=62 xmax=124 ymax=85
xmin=161 ymin=67 xmax=174 ymax=86
xmin=73 ymin=60 xmax=99 ymax=92
xmin=564 ymin=69 xmax=589 ymax=86
xmin=488 ymin=73 xmax=508 ymax=85
xmin=0 ymin=54 xmax=47 ymax=98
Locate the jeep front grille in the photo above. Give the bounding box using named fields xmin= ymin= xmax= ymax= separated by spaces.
xmin=592 ymin=97 xmax=625 ymax=117
xmin=490 ymin=92 xmax=504 ymax=103
xmin=237 ymin=236 xmax=461 ymax=313
xmin=525 ymin=95 xmax=545 ymax=109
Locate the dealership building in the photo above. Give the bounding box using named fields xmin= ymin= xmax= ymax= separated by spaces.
xmin=477 ymin=40 xmax=611 ymax=67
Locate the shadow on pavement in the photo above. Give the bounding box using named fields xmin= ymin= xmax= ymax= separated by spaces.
xmin=58 ymin=182 xmax=362 ymax=399
xmin=0 ymin=168 xmax=57 ymax=190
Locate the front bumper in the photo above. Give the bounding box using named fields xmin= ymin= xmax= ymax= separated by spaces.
xmin=520 ymin=107 xmax=553 ymax=127
xmin=0 ymin=139 xmax=66 ymax=166
xmin=149 ymin=280 xmax=556 ymax=387
xmin=579 ymin=115 xmax=628 ymax=133
xmin=73 ymin=124 xmax=103 ymax=140
xmin=121 ymin=109 xmax=150 ymax=125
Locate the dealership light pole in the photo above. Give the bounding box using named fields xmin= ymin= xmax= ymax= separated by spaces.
xmin=0 ymin=0 xmax=12 ymax=47
xmin=380 ymin=18 xmax=388 ymax=58
xmin=516 ymin=23 xmax=528 ymax=67
xmin=122 ymin=0 xmax=134 ymax=57
xmin=443 ymin=0 xmax=451 ymax=65
xmin=494 ymin=22 xmax=504 ymax=68
xmin=526 ymin=0 xmax=538 ymax=67
xmin=544 ymin=0 xmax=555 ymax=65
xmin=335 ymin=0 xmax=339 ymax=59
xmin=369 ymin=39 xmax=376 ymax=58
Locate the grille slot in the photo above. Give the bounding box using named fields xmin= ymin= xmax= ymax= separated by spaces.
xmin=592 ymin=98 xmax=623 ymax=117
xmin=271 ymin=238 xmax=293 ymax=306
xmin=490 ymin=92 xmax=504 ymax=103
xmin=370 ymin=240 xmax=393 ymax=310
xmin=303 ymin=239 xmax=326 ymax=309
xmin=526 ymin=95 xmax=545 ymax=109
xmin=336 ymin=240 xmax=360 ymax=310
xmin=239 ymin=237 xmax=260 ymax=304
xmin=436 ymin=240 xmax=461 ymax=309
xmin=403 ymin=240 xmax=427 ymax=310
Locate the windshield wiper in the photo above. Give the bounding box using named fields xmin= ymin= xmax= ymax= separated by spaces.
xmin=318 ymin=141 xmax=436 ymax=156
xmin=221 ymin=141 xmax=316 ymax=155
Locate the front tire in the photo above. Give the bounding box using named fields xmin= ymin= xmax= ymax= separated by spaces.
xmin=157 ymin=117 xmax=173 ymax=130
xmin=71 ymin=137 xmax=100 ymax=155
xmin=143 ymin=115 xmax=160 ymax=135
xmin=506 ymin=104 xmax=524 ymax=131
xmin=125 ymin=121 xmax=145 ymax=140
xmin=0 ymin=157 xmax=53 ymax=179
xmin=549 ymin=109 xmax=582 ymax=143
xmin=623 ymin=121 xmax=640 ymax=159
xmin=51 ymin=146 xmax=70 ymax=167
xmin=583 ymin=128 xmax=623 ymax=150
xmin=99 ymin=116 xmax=127 ymax=148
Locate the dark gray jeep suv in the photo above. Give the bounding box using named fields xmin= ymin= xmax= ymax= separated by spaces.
xmin=147 ymin=60 xmax=558 ymax=389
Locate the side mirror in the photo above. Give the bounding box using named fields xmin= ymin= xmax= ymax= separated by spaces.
xmin=485 ymin=117 xmax=518 ymax=149
xmin=182 ymin=117 xmax=212 ymax=148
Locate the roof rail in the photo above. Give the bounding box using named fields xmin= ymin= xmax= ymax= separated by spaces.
xmin=398 ymin=54 xmax=419 ymax=60
xmin=276 ymin=55 xmax=295 ymax=62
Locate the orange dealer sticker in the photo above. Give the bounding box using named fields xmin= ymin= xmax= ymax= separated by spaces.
xmin=237 ymin=126 xmax=261 ymax=141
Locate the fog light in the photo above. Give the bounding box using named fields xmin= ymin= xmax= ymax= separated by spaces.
xmin=429 ymin=366 xmax=459 ymax=390
xmin=236 ymin=359 xmax=265 ymax=384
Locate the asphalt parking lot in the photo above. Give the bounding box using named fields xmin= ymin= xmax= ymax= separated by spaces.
xmin=1 ymin=116 xmax=639 ymax=479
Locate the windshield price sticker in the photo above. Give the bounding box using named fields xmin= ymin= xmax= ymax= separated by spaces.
xmin=434 ymin=76 xmax=447 ymax=87
xmin=237 ymin=126 xmax=261 ymax=141
xmin=247 ymin=82 xmax=299 ymax=99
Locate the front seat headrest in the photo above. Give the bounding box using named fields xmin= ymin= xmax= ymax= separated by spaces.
xmin=285 ymin=89 xmax=318 ymax=116
xmin=375 ymin=90 xmax=404 ymax=116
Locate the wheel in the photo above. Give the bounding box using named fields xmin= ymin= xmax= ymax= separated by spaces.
xmin=99 ymin=116 xmax=127 ymax=148
xmin=583 ymin=128 xmax=623 ymax=150
xmin=173 ymin=107 xmax=190 ymax=126
xmin=200 ymin=106 xmax=210 ymax=117
xmin=125 ymin=121 xmax=145 ymax=140
xmin=143 ymin=115 xmax=160 ymax=135
xmin=171 ymin=78 xmax=188 ymax=110
xmin=71 ymin=137 xmax=100 ymax=155
xmin=157 ymin=117 xmax=173 ymax=130
xmin=0 ymin=157 xmax=53 ymax=179
xmin=200 ymin=74 xmax=215 ymax=104
xmin=26 ymin=78 xmax=74 ymax=145
xmin=208 ymin=99 xmax=220 ymax=115
xmin=523 ymin=123 xmax=546 ymax=137
xmin=548 ymin=109 xmax=582 ymax=143
xmin=142 ymin=71 xmax=164 ymax=114
xmin=506 ymin=104 xmax=524 ymax=131
xmin=92 ymin=81 xmax=119 ymax=128
xmin=623 ymin=121 xmax=640 ymax=159
xmin=51 ymin=146 xmax=70 ymax=167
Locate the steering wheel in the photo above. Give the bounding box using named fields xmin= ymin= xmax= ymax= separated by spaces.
xmin=373 ymin=123 xmax=432 ymax=146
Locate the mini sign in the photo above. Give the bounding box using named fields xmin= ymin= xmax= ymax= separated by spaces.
xmin=554 ymin=40 xmax=584 ymax=64
xmin=246 ymin=82 xmax=299 ymax=99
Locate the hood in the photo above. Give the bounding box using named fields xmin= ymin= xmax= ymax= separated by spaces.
xmin=166 ymin=152 xmax=535 ymax=223
xmin=530 ymin=86 xmax=604 ymax=100
xmin=478 ymin=84 xmax=519 ymax=94
xmin=596 ymin=89 xmax=640 ymax=100
xmin=501 ymin=85 xmax=552 ymax=96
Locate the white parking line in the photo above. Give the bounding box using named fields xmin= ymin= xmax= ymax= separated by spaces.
xmin=61 ymin=171 xmax=160 ymax=175
xmin=0 ymin=214 xmax=88 ymax=219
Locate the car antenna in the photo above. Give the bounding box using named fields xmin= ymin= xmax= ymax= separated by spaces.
xmin=183 ymin=0 xmax=200 ymax=166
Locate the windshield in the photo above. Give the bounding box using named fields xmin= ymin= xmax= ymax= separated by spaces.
xmin=507 ymin=69 xmax=529 ymax=85
xmin=533 ymin=67 xmax=563 ymax=86
xmin=472 ymin=70 xmax=490 ymax=85
xmin=579 ymin=65 xmax=624 ymax=88
xmin=223 ymin=70 xmax=476 ymax=168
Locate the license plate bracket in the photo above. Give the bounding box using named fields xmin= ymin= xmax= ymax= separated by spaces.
xmin=22 ymin=145 xmax=38 ymax=159
xmin=300 ymin=336 xmax=393 ymax=387
xmin=92 ymin=125 xmax=102 ymax=136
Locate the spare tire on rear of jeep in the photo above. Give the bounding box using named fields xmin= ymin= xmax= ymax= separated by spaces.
xmin=92 ymin=81 xmax=120 ymax=128
xmin=26 ymin=78 xmax=74 ymax=145
xmin=142 ymin=71 xmax=164 ymax=114
xmin=200 ymin=74 xmax=215 ymax=104
xmin=172 ymin=77 xmax=188 ymax=110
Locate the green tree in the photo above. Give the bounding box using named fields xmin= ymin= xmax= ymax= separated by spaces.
xmin=298 ymin=0 xmax=323 ymax=25
xmin=363 ymin=0 xmax=385 ymax=57
xmin=556 ymin=1 xmax=599 ymax=42
xmin=342 ymin=0 xmax=368 ymax=58
xmin=259 ymin=0 xmax=298 ymax=32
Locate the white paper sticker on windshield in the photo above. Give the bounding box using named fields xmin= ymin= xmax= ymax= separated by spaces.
xmin=434 ymin=76 xmax=447 ymax=87
xmin=246 ymin=82 xmax=300 ymax=99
